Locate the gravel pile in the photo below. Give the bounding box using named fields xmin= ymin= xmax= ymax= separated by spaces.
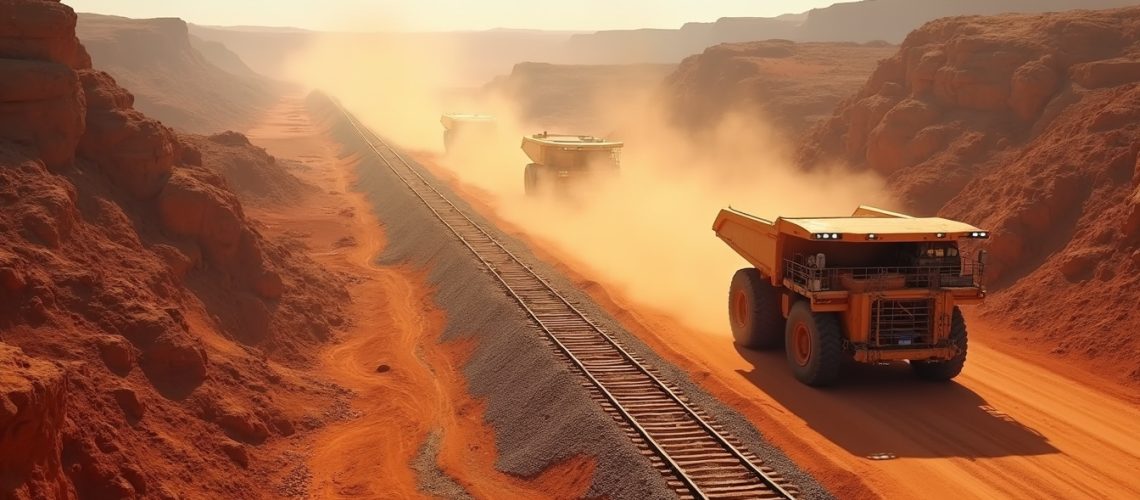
xmin=311 ymin=93 xmax=831 ymax=499
xmin=414 ymin=431 xmax=471 ymax=499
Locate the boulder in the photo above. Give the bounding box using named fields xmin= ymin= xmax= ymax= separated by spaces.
xmin=157 ymin=171 xmax=244 ymax=265
xmin=217 ymin=409 xmax=269 ymax=444
xmin=111 ymin=304 xmax=182 ymax=348
xmin=157 ymin=170 xmax=275 ymax=294
xmin=140 ymin=332 xmax=208 ymax=388
xmin=96 ymin=335 xmax=134 ymax=375
xmin=268 ymin=413 xmax=295 ymax=437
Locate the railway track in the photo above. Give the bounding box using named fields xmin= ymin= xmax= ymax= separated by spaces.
xmin=336 ymin=105 xmax=799 ymax=500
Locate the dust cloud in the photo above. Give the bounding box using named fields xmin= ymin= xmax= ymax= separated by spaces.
xmin=442 ymin=96 xmax=895 ymax=335
xmin=282 ymin=24 xmax=465 ymax=151
xmin=284 ymin=23 xmax=895 ymax=336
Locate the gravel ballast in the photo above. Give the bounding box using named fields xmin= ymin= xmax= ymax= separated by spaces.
xmin=311 ymin=93 xmax=832 ymax=500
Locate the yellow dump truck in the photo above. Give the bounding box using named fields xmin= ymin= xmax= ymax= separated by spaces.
xmin=440 ymin=113 xmax=496 ymax=153
xmin=713 ymin=206 xmax=989 ymax=386
xmin=520 ymin=132 xmax=622 ymax=196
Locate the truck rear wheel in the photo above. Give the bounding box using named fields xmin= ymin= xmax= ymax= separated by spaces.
xmin=728 ymin=268 xmax=784 ymax=349
xmin=912 ymin=306 xmax=968 ymax=381
xmin=785 ymin=301 xmax=842 ymax=386
xmin=524 ymin=163 xmax=539 ymax=196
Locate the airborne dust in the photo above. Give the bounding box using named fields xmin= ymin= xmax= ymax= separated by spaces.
xmin=285 ymin=27 xmax=897 ymax=335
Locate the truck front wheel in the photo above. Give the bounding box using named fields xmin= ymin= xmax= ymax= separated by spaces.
xmin=728 ymin=268 xmax=784 ymax=349
xmin=785 ymin=301 xmax=843 ymax=386
xmin=911 ymin=306 xmax=968 ymax=381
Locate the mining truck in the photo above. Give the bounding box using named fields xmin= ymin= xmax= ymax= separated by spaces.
xmin=712 ymin=205 xmax=989 ymax=386
xmin=440 ymin=113 xmax=496 ymax=154
xmin=520 ymin=132 xmax=622 ymax=196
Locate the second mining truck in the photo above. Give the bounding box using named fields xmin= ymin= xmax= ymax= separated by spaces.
xmin=713 ymin=205 xmax=989 ymax=386
xmin=520 ymin=132 xmax=622 ymax=196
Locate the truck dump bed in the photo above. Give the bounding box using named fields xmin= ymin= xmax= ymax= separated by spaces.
xmin=712 ymin=206 xmax=988 ymax=283
xmin=711 ymin=208 xmax=780 ymax=277
xmin=440 ymin=113 xmax=495 ymax=130
xmin=521 ymin=133 xmax=622 ymax=164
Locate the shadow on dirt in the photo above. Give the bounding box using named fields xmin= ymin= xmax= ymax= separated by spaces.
xmin=734 ymin=346 xmax=1059 ymax=460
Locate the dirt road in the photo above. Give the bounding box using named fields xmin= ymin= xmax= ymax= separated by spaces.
xmin=242 ymin=97 xmax=593 ymax=499
xmin=415 ymin=151 xmax=1140 ymax=499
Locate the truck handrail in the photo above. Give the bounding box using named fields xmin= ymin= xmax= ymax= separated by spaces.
xmin=784 ymin=257 xmax=982 ymax=292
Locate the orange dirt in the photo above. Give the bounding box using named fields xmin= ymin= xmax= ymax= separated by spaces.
xmin=414 ymin=150 xmax=1140 ymax=500
xmin=243 ymin=96 xmax=594 ymax=499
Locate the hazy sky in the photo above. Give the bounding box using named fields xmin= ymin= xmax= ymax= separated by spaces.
xmin=64 ymin=1 xmax=841 ymax=32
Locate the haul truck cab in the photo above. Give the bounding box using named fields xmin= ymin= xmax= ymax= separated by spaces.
xmin=440 ymin=113 xmax=496 ymax=154
xmin=520 ymin=132 xmax=622 ymax=196
xmin=712 ymin=205 xmax=989 ymax=386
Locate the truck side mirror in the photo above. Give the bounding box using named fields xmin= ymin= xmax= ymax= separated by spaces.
xmin=977 ymin=249 xmax=988 ymax=265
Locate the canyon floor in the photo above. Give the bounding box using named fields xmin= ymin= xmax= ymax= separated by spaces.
xmin=175 ymin=93 xmax=1140 ymax=499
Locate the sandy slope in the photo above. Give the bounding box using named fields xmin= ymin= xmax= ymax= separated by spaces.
xmin=241 ymin=97 xmax=592 ymax=499
xmin=414 ymin=151 xmax=1140 ymax=499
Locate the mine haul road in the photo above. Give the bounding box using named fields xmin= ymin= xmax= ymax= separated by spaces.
xmin=404 ymin=136 xmax=1140 ymax=499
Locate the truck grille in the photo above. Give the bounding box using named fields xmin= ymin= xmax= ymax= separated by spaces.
xmin=871 ymin=299 xmax=933 ymax=347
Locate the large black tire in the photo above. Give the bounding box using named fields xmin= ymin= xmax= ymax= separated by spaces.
xmin=785 ymin=301 xmax=843 ymax=386
xmin=912 ymin=306 xmax=968 ymax=381
xmin=728 ymin=268 xmax=784 ymax=349
xmin=523 ymin=163 xmax=539 ymax=196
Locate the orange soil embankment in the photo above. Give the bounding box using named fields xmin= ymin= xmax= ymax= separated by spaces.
xmin=413 ymin=151 xmax=1140 ymax=500
xmin=243 ymin=97 xmax=593 ymax=499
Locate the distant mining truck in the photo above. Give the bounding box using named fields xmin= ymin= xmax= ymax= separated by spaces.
xmin=520 ymin=132 xmax=622 ymax=196
xmin=712 ymin=205 xmax=990 ymax=386
xmin=440 ymin=113 xmax=496 ymax=154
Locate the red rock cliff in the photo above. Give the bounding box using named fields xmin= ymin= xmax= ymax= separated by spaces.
xmin=798 ymin=7 xmax=1140 ymax=382
xmin=0 ymin=2 xmax=346 ymax=498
